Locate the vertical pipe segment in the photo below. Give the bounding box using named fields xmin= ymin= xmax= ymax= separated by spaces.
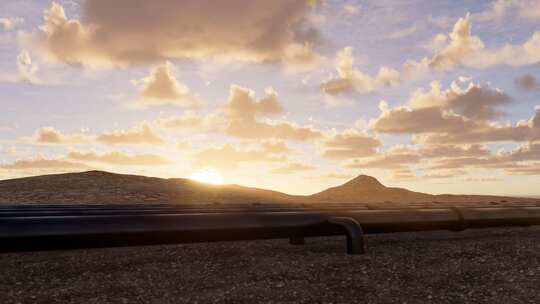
xmin=328 ymin=217 xmax=365 ymax=255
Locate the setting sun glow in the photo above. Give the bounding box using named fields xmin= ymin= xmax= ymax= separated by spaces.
xmin=191 ymin=169 xmax=224 ymax=185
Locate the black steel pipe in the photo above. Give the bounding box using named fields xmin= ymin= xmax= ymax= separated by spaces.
xmin=1 ymin=206 xmax=539 ymax=254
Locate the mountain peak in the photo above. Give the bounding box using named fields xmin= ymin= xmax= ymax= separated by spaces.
xmin=343 ymin=175 xmax=385 ymax=188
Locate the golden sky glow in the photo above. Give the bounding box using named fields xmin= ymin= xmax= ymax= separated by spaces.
xmin=191 ymin=169 xmax=224 ymax=185
xmin=0 ymin=1 xmax=540 ymax=196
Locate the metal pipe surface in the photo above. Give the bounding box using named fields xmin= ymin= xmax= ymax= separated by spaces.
xmin=1 ymin=205 xmax=539 ymax=253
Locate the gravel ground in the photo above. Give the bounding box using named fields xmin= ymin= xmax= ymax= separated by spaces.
xmin=1 ymin=227 xmax=539 ymax=304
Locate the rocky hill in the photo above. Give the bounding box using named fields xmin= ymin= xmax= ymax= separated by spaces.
xmin=0 ymin=171 xmax=537 ymax=205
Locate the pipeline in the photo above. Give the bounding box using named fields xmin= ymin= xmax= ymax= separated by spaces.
xmin=1 ymin=204 xmax=539 ymax=254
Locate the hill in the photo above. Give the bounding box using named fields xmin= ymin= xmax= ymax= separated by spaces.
xmin=0 ymin=171 xmax=304 ymax=205
xmin=0 ymin=171 xmax=537 ymax=205
xmin=308 ymin=174 xmax=531 ymax=204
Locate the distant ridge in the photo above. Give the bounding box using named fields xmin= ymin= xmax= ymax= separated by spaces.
xmin=309 ymin=175 xmax=434 ymax=203
xmin=0 ymin=171 xmax=538 ymax=205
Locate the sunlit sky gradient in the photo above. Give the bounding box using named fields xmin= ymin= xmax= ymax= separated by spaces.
xmin=1 ymin=0 xmax=540 ymax=196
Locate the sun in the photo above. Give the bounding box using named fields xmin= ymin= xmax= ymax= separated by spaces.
xmin=191 ymin=168 xmax=224 ymax=185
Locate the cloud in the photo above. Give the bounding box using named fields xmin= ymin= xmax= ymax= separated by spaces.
xmin=428 ymin=14 xmax=484 ymax=70
xmin=134 ymin=62 xmax=199 ymax=107
xmin=429 ymin=142 xmax=540 ymax=174
xmin=33 ymin=127 xmax=91 ymax=144
xmin=0 ymin=17 xmax=24 ymax=31
xmin=0 ymin=50 xmax=40 ymax=84
xmin=409 ymin=13 xmax=540 ymax=71
xmin=514 ymin=74 xmax=540 ymax=91
xmin=96 ymin=124 xmax=164 ymax=145
xmin=369 ymin=84 xmax=538 ymax=145
xmin=417 ymin=114 xmax=540 ymax=144
xmin=29 ymin=1 xmax=321 ymax=68
xmin=320 ymin=47 xmax=400 ymax=95
xmin=193 ymin=143 xmax=288 ymax=170
xmin=16 ymin=50 xmax=40 ymax=83
xmin=534 ymin=106 xmax=540 ymax=128
xmin=349 ymin=152 xmax=421 ymax=169
xmin=371 ymin=104 xmax=476 ymax=134
xmin=505 ymin=164 xmax=540 ymax=175
xmin=410 ymin=81 xmax=511 ymax=120
xmin=347 ymin=144 xmax=490 ymax=170
xmin=29 ymin=124 xmax=164 ymax=145
xmin=224 ymin=85 xmax=322 ymax=140
xmin=323 ymin=131 xmax=381 ymax=159
xmin=370 ymin=80 xmax=512 ymax=134
xmin=271 ymin=162 xmax=315 ymax=174
xmin=67 ymin=151 xmax=172 ymax=166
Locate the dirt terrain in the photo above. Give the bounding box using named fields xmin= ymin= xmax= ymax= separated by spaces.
xmin=0 ymin=171 xmax=538 ymax=205
xmin=1 ymin=171 xmax=539 ymax=303
xmin=1 ymin=227 xmax=539 ymax=304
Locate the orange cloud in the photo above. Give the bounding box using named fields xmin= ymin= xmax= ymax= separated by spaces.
xmin=33 ymin=127 xmax=90 ymax=144
xmin=135 ymin=62 xmax=199 ymax=107
xmin=31 ymin=1 xmax=321 ymax=68
xmin=370 ymin=81 xmax=516 ymax=137
xmin=323 ymin=132 xmax=381 ymax=159
xmin=224 ymin=85 xmax=322 ymax=140
xmin=321 ymin=47 xmax=400 ymax=95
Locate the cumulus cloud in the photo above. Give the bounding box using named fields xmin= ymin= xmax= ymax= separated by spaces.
xmin=33 ymin=127 xmax=91 ymax=144
xmin=410 ymin=81 xmax=511 ymax=120
xmin=347 ymin=144 xmax=490 ymax=178
xmin=417 ymin=114 xmax=540 ymax=144
xmin=371 ymin=105 xmax=476 ymax=134
xmin=271 ymin=162 xmax=315 ymax=174
xmin=370 ymin=80 xmax=512 ymax=134
xmin=514 ymin=74 xmax=540 ymax=91
xmin=428 ymin=14 xmax=484 ymax=70
xmin=224 ymin=85 xmax=322 ymax=140
xmin=409 ymin=13 xmax=540 ymax=71
xmin=320 ymin=47 xmax=400 ymax=95
xmin=323 ymin=131 xmax=381 ymax=159
xmin=29 ymin=1 xmax=321 ymax=68
xmin=134 ymin=62 xmax=199 ymax=107
xmin=30 ymin=124 xmax=164 ymax=145
xmin=67 ymin=151 xmax=172 ymax=166
xmin=429 ymin=142 xmax=540 ymax=175
xmin=347 ymin=144 xmax=490 ymax=171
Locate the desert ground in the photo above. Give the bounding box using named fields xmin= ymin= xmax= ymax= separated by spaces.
xmin=1 ymin=227 xmax=539 ymax=304
xmin=1 ymin=171 xmax=539 ymax=303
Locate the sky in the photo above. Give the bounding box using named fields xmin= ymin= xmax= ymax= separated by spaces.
xmin=0 ymin=0 xmax=540 ymax=196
